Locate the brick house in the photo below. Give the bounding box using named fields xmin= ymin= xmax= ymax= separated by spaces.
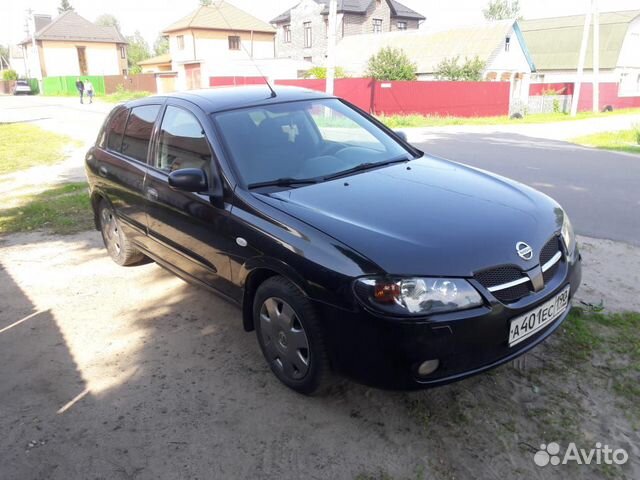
xmin=271 ymin=0 xmax=425 ymax=65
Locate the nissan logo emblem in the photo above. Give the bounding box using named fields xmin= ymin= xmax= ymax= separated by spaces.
xmin=516 ymin=242 xmax=533 ymax=260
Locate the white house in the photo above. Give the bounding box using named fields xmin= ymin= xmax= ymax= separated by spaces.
xmin=162 ymin=1 xmax=276 ymax=90
xmin=335 ymin=20 xmax=536 ymax=104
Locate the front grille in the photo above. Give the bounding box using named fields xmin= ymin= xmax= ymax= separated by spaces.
xmin=540 ymin=235 xmax=562 ymax=284
xmin=474 ymin=266 xmax=531 ymax=303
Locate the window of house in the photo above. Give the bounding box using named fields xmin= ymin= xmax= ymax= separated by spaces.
xmin=397 ymin=21 xmax=407 ymax=30
xmin=373 ymin=19 xmax=383 ymax=33
xmin=120 ymin=46 xmax=126 ymax=59
xmin=228 ymin=35 xmax=241 ymax=50
xmin=155 ymin=106 xmax=211 ymax=173
xmin=304 ymin=22 xmax=312 ymax=48
xmin=304 ymin=56 xmax=312 ymax=63
xmin=121 ymin=105 xmax=161 ymax=163
xmin=283 ymin=24 xmax=291 ymax=43
xmin=177 ymin=35 xmax=184 ymax=50
xmin=106 ymin=108 xmax=129 ymax=153
xmin=505 ymin=35 xmax=511 ymax=52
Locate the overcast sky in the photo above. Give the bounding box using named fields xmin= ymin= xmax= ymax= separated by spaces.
xmin=2 ymin=0 xmax=640 ymax=47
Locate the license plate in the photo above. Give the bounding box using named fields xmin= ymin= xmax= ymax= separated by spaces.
xmin=508 ymin=285 xmax=570 ymax=347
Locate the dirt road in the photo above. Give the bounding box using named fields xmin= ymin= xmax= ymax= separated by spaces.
xmin=1 ymin=230 xmax=638 ymax=480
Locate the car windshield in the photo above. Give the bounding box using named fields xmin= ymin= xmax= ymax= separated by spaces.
xmin=213 ymin=99 xmax=413 ymax=187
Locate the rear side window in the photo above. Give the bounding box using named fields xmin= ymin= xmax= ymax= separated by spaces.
xmin=106 ymin=108 xmax=129 ymax=152
xmin=121 ymin=105 xmax=161 ymax=163
xmin=155 ymin=106 xmax=211 ymax=172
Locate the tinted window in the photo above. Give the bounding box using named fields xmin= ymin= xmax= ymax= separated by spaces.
xmin=107 ymin=108 xmax=129 ymax=152
xmin=121 ymin=105 xmax=161 ymax=163
xmin=155 ymin=106 xmax=211 ymax=172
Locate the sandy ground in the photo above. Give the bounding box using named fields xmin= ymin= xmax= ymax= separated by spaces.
xmin=0 ymin=230 xmax=638 ymax=480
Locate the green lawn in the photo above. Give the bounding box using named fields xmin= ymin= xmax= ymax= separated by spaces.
xmin=0 ymin=123 xmax=80 ymax=175
xmin=100 ymin=90 xmax=152 ymax=104
xmin=0 ymin=182 xmax=93 ymax=235
xmin=378 ymin=108 xmax=640 ymax=129
xmin=571 ymin=128 xmax=640 ymax=155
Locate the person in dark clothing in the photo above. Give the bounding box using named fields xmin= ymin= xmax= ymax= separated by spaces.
xmin=75 ymin=77 xmax=84 ymax=104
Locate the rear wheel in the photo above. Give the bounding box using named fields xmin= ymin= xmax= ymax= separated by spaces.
xmin=98 ymin=200 xmax=144 ymax=266
xmin=254 ymin=276 xmax=331 ymax=395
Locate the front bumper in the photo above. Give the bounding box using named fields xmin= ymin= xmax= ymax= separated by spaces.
xmin=319 ymin=250 xmax=582 ymax=390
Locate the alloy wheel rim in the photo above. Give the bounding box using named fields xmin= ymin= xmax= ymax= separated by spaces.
xmin=259 ymin=297 xmax=310 ymax=380
xmin=101 ymin=208 xmax=121 ymax=255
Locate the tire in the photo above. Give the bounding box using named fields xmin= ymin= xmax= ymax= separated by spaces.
xmin=254 ymin=276 xmax=331 ymax=395
xmin=98 ymin=199 xmax=145 ymax=266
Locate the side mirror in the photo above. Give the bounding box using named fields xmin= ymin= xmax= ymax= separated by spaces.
xmin=395 ymin=130 xmax=408 ymax=142
xmin=168 ymin=168 xmax=208 ymax=193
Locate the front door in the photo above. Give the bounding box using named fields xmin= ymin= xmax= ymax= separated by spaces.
xmin=143 ymin=102 xmax=236 ymax=297
xmin=185 ymin=63 xmax=201 ymax=90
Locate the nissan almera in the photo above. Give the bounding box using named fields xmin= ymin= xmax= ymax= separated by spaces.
xmin=85 ymin=86 xmax=581 ymax=394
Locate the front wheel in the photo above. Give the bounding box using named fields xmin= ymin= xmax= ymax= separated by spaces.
xmin=254 ymin=276 xmax=331 ymax=395
xmin=98 ymin=200 xmax=144 ymax=266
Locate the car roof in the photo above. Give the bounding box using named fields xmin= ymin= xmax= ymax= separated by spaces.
xmin=133 ymin=85 xmax=335 ymax=113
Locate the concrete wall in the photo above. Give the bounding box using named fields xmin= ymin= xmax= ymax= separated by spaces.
xmin=38 ymin=41 xmax=123 ymax=76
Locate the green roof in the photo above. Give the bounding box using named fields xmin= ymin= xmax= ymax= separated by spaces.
xmin=520 ymin=10 xmax=640 ymax=70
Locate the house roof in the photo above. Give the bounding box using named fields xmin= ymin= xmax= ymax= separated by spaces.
xmin=271 ymin=0 xmax=425 ymax=24
xmin=520 ymin=10 xmax=640 ymax=70
xmin=20 ymin=11 xmax=127 ymax=45
xmin=164 ymin=2 xmax=275 ymax=34
xmin=336 ymin=21 xmax=527 ymax=75
xmin=138 ymin=53 xmax=172 ymax=66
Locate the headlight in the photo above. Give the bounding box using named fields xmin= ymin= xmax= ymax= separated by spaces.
xmin=561 ymin=211 xmax=576 ymax=256
xmin=354 ymin=277 xmax=483 ymax=316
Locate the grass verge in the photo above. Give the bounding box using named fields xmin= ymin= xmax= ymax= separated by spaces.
xmin=0 ymin=182 xmax=93 ymax=235
xmin=0 ymin=123 xmax=80 ymax=175
xmin=378 ymin=108 xmax=640 ymax=129
xmin=101 ymin=90 xmax=152 ymax=104
xmin=570 ymin=128 xmax=640 ymax=155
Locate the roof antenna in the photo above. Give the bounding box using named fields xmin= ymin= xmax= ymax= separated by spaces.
xmin=211 ymin=1 xmax=277 ymax=98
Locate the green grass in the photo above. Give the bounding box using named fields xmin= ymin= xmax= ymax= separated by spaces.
xmin=101 ymin=90 xmax=152 ymax=104
xmin=0 ymin=182 xmax=93 ymax=235
xmin=0 ymin=123 xmax=80 ymax=175
xmin=571 ymin=128 xmax=640 ymax=154
xmin=377 ymin=108 xmax=640 ymax=128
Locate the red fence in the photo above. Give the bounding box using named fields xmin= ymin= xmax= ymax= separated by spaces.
xmin=209 ymin=76 xmax=267 ymax=87
xmin=275 ymin=78 xmax=375 ymax=112
xmin=530 ymin=82 xmax=640 ymax=111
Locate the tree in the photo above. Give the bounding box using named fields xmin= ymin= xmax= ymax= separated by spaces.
xmin=435 ymin=56 xmax=486 ymax=81
xmin=303 ymin=66 xmax=349 ymax=79
xmin=153 ymin=34 xmax=169 ymax=56
xmin=95 ymin=14 xmax=121 ymax=32
xmin=483 ymin=0 xmax=521 ymax=20
xmin=0 ymin=44 xmax=10 ymax=69
xmin=126 ymin=31 xmax=151 ymax=74
xmin=365 ymin=47 xmax=416 ymax=81
xmin=58 ymin=0 xmax=74 ymax=14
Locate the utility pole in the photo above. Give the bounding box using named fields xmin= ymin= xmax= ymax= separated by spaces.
xmin=592 ymin=0 xmax=600 ymax=113
xmin=570 ymin=1 xmax=592 ymax=117
xmin=325 ymin=0 xmax=337 ymax=95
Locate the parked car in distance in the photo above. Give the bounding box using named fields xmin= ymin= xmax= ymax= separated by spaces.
xmin=12 ymin=80 xmax=32 ymax=95
xmin=85 ymin=85 xmax=581 ymax=394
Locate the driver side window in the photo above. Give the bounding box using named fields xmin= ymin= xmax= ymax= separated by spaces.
xmin=155 ymin=106 xmax=211 ymax=173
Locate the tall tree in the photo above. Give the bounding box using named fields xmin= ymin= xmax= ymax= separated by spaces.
xmin=365 ymin=47 xmax=416 ymax=81
xmin=153 ymin=34 xmax=169 ymax=56
xmin=483 ymin=0 xmax=521 ymax=20
xmin=126 ymin=31 xmax=151 ymax=74
xmin=58 ymin=0 xmax=74 ymax=14
xmin=95 ymin=14 xmax=121 ymax=31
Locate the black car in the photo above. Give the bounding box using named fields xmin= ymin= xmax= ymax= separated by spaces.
xmin=85 ymin=86 xmax=581 ymax=394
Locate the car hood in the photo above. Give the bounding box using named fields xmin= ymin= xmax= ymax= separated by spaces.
xmin=256 ymin=156 xmax=563 ymax=276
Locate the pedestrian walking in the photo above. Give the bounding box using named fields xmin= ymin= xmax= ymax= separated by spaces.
xmin=75 ymin=77 xmax=84 ymax=104
xmin=84 ymin=80 xmax=94 ymax=104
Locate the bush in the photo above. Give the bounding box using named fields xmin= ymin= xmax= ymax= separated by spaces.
xmin=633 ymin=123 xmax=640 ymax=145
xmin=435 ymin=56 xmax=485 ymax=81
xmin=365 ymin=47 xmax=417 ymax=81
xmin=303 ymin=66 xmax=349 ymax=79
xmin=2 ymin=69 xmax=18 ymax=81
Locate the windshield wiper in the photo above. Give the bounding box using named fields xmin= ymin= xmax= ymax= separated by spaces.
xmin=248 ymin=177 xmax=319 ymax=190
xmin=323 ymin=155 xmax=412 ymax=181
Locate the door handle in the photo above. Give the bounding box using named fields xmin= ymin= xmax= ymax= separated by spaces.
xmin=146 ymin=187 xmax=159 ymax=200
xmin=98 ymin=166 xmax=108 ymax=177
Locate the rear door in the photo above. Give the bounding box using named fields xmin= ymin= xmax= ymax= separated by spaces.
xmin=143 ymin=101 xmax=237 ymax=298
xmin=93 ymin=104 xmax=162 ymax=243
